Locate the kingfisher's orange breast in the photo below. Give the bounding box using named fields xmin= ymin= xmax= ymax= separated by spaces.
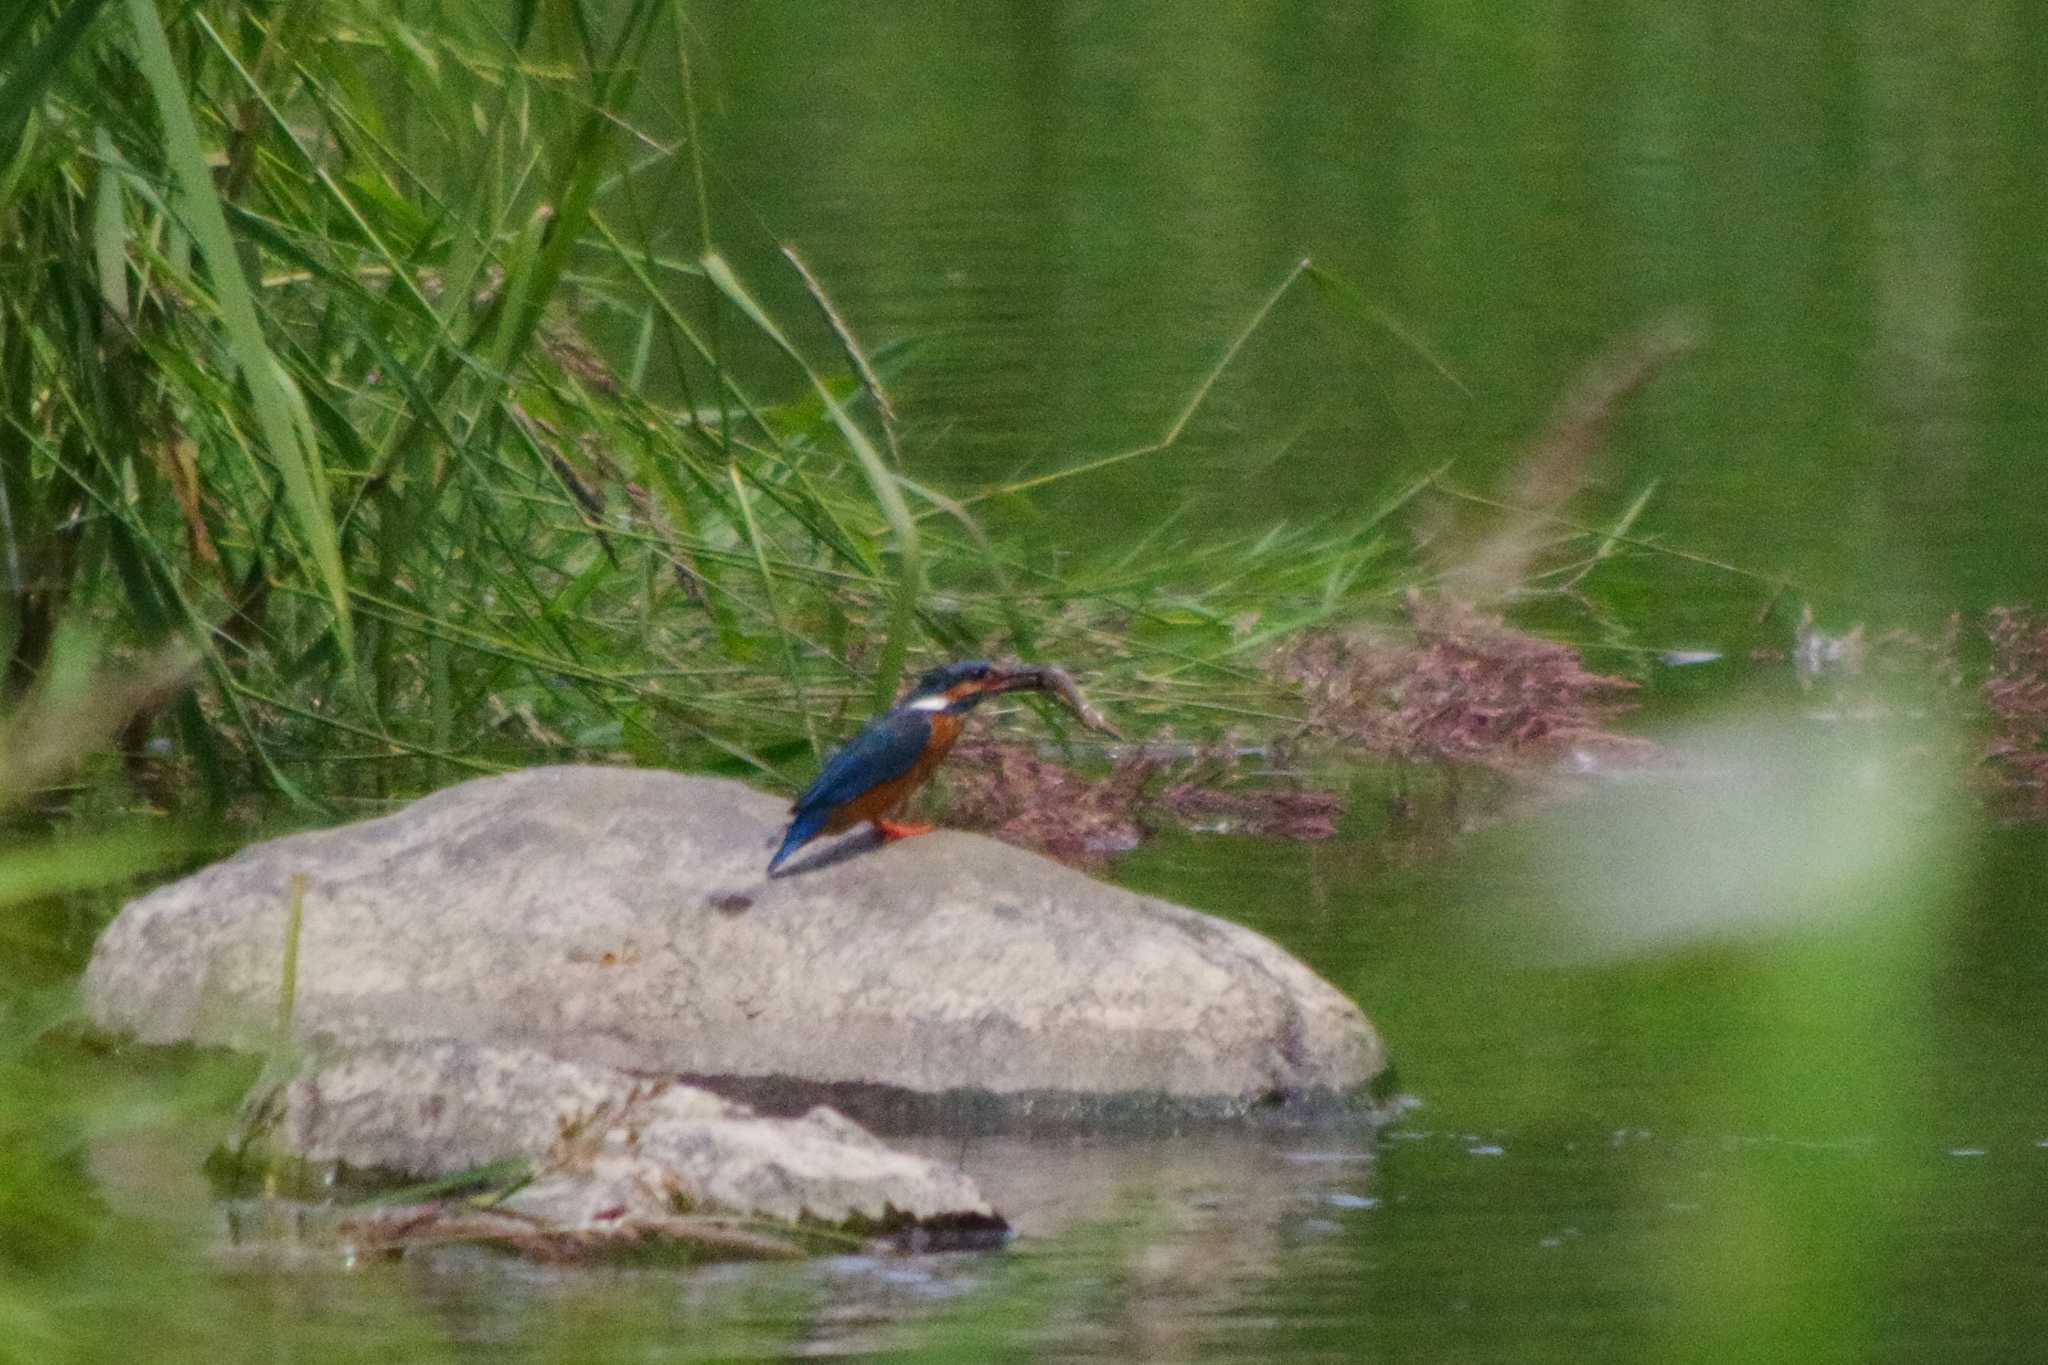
xmin=820 ymin=710 xmax=964 ymax=833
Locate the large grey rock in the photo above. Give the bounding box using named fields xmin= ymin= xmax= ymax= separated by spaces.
xmin=86 ymin=765 xmax=1384 ymax=1117
xmin=245 ymin=1041 xmax=989 ymax=1225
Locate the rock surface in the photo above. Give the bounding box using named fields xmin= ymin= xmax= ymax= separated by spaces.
xmin=85 ymin=765 xmax=1385 ymax=1118
xmin=243 ymin=1041 xmax=990 ymax=1226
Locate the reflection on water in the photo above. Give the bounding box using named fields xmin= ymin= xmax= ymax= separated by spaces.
xmin=181 ymin=1104 xmax=2048 ymax=1361
xmin=676 ymin=2 xmax=2048 ymax=626
xmin=1115 ymin=701 xmax=2048 ymax=1362
xmin=362 ymin=1129 xmax=1394 ymax=1361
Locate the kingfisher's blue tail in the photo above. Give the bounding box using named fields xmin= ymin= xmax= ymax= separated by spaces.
xmin=767 ymin=807 xmax=828 ymax=875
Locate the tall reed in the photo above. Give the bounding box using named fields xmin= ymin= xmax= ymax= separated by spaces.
xmin=0 ymin=1 xmax=1480 ymax=814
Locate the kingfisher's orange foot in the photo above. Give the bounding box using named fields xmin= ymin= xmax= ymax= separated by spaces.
xmin=875 ymin=818 xmax=935 ymax=841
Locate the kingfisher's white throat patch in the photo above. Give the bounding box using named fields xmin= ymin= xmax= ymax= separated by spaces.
xmin=907 ymin=694 xmax=951 ymax=712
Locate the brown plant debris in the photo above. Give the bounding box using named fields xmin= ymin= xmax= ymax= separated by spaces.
xmin=1276 ymin=592 xmax=1650 ymax=770
xmin=1983 ymin=607 xmax=2048 ymax=819
xmin=1435 ymin=311 xmax=1702 ymax=601
xmin=942 ymin=601 xmax=1652 ymax=863
xmin=941 ymin=739 xmax=1343 ymax=867
xmin=1515 ymin=312 xmax=1702 ymax=511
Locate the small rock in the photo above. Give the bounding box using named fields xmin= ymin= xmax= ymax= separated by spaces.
xmin=236 ymin=1041 xmax=999 ymax=1259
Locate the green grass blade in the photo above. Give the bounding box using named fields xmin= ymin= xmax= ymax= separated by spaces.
xmin=1305 ymin=260 xmax=1471 ymax=398
xmin=937 ymin=257 xmax=1313 ymax=515
xmin=0 ymin=827 xmax=187 ymax=908
xmin=702 ymin=250 xmax=921 ymax=711
xmin=89 ymin=128 xmax=130 ymax=323
xmin=727 ymin=462 xmax=818 ymax=758
xmin=0 ymin=0 xmax=115 ymax=161
xmin=123 ymin=0 xmax=354 ymax=654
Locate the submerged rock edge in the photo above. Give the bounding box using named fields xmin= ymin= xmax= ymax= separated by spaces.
xmin=222 ymin=1040 xmax=1002 ymax=1259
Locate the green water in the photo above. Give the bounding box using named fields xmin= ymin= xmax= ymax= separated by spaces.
xmin=662 ymin=11 xmax=2048 ymax=1348
xmin=684 ymin=1 xmax=2048 ymax=627
xmin=31 ymin=3 xmax=2048 ymax=1360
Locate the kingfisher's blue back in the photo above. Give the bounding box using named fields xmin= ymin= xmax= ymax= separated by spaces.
xmin=767 ymin=709 xmax=934 ymax=873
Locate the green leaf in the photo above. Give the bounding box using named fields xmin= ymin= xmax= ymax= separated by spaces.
xmin=89 ymin=128 xmax=130 ymax=322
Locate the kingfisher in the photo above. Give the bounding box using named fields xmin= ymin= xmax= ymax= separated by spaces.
xmin=767 ymin=660 xmax=1031 ymax=875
